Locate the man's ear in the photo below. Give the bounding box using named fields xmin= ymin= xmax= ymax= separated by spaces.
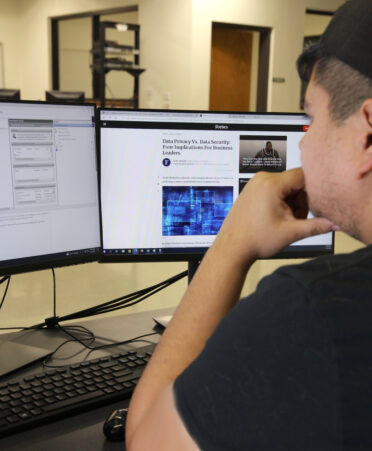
xmin=357 ymin=98 xmax=372 ymax=179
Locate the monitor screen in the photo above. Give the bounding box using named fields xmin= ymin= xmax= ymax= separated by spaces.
xmin=0 ymin=101 xmax=101 ymax=275
xmin=46 ymin=90 xmax=85 ymax=103
xmin=99 ymin=109 xmax=334 ymax=262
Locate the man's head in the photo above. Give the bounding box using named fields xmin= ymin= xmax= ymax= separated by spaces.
xmin=297 ymin=0 xmax=372 ymax=243
xmin=265 ymin=141 xmax=272 ymax=151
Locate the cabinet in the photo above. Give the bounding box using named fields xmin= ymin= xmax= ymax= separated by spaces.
xmin=91 ymin=21 xmax=145 ymax=108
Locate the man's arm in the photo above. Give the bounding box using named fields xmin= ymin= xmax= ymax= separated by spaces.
xmin=126 ymin=168 xmax=335 ymax=450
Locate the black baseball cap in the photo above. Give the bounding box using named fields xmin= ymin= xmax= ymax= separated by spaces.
xmin=297 ymin=0 xmax=372 ymax=81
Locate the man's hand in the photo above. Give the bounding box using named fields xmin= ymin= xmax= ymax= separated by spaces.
xmin=215 ymin=168 xmax=335 ymax=266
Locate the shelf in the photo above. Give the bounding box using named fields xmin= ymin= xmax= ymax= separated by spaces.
xmin=91 ymin=21 xmax=145 ymax=108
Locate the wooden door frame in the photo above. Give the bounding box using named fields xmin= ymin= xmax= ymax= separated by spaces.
xmin=211 ymin=22 xmax=271 ymax=112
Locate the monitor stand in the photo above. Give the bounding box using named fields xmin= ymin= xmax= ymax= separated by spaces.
xmin=0 ymin=339 xmax=52 ymax=378
xmin=188 ymin=260 xmax=200 ymax=283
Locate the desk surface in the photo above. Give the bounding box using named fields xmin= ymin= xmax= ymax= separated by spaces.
xmin=0 ymin=307 xmax=174 ymax=450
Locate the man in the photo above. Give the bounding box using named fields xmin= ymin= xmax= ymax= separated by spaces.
xmin=254 ymin=140 xmax=283 ymax=171
xmin=255 ymin=141 xmax=280 ymax=159
xmin=126 ymin=0 xmax=372 ymax=449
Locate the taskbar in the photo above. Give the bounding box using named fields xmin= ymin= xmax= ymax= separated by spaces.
xmin=102 ymin=247 xmax=208 ymax=256
xmin=103 ymin=243 xmax=334 ymax=259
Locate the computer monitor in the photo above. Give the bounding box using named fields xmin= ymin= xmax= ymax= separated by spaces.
xmin=0 ymin=89 xmax=21 ymax=101
xmin=0 ymin=100 xmax=101 ymax=276
xmin=99 ymin=109 xmax=334 ymax=265
xmin=45 ymin=90 xmax=85 ymax=103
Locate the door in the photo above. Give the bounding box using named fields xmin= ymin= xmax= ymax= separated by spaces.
xmin=209 ymin=26 xmax=253 ymax=111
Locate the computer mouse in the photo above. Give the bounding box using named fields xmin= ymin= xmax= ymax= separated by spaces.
xmin=103 ymin=408 xmax=128 ymax=442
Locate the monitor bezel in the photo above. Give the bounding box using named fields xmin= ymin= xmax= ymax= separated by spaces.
xmin=98 ymin=107 xmax=335 ymax=263
xmin=0 ymin=99 xmax=102 ymax=276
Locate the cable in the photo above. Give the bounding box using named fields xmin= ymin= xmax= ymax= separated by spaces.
xmin=0 ymin=276 xmax=10 ymax=285
xmin=0 ymin=269 xmax=186 ymax=334
xmin=42 ymin=324 xmax=158 ymax=369
xmin=105 ymin=83 xmax=115 ymax=98
xmin=52 ymin=268 xmax=56 ymax=318
xmin=43 ymin=269 xmax=187 ymax=326
xmin=0 ymin=276 xmax=11 ymax=310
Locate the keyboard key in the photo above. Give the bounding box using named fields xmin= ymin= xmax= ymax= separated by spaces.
xmin=114 ymin=369 xmax=133 ymax=378
xmin=9 ymin=386 xmax=20 ymax=394
xmin=24 ymin=376 xmax=35 ymax=382
xmin=126 ymin=362 xmax=136 ymax=368
xmin=42 ymin=390 xmax=105 ymax=413
xmin=76 ymin=388 xmax=88 ymax=395
xmin=119 ymin=357 xmax=129 ymax=364
xmin=51 ymin=375 xmax=62 ymax=382
xmin=34 ymin=401 xmax=46 ymax=408
xmin=0 ymin=409 xmax=12 ymax=419
xmin=99 ymin=360 xmax=117 ymax=369
xmin=6 ymin=415 xmax=19 ymax=424
xmin=32 ymin=387 xmax=43 ymax=394
xmin=22 ymin=404 xmax=34 ymax=411
xmin=9 ymin=400 xmax=21 ymax=408
xmin=18 ymin=412 xmax=31 ymax=420
xmin=104 ymin=387 xmax=115 ymax=394
xmin=22 ymin=389 xmax=33 ymax=397
xmin=135 ymin=359 xmax=145 ymax=365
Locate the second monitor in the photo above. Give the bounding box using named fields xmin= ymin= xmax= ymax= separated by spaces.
xmin=99 ymin=109 xmax=334 ymax=262
xmin=46 ymin=90 xmax=85 ymax=103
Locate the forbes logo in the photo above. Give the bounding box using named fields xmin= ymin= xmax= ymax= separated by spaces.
xmin=215 ymin=124 xmax=228 ymax=129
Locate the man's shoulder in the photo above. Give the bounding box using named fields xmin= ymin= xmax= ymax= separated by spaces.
xmin=269 ymin=244 xmax=372 ymax=308
xmin=277 ymin=244 xmax=371 ymax=283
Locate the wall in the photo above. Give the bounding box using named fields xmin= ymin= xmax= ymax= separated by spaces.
xmin=139 ymin=0 xmax=193 ymax=110
xmin=304 ymin=13 xmax=332 ymax=37
xmin=12 ymin=0 xmax=346 ymax=108
xmin=0 ymin=0 xmax=21 ymax=91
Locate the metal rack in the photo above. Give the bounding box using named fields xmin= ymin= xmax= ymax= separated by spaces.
xmin=91 ymin=21 xmax=145 ymax=108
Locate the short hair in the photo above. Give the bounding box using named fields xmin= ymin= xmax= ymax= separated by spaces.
xmin=297 ymin=49 xmax=372 ymax=124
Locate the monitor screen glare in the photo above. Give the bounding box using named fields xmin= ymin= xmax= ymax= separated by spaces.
xmin=0 ymin=101 xmax=101 ymax=275
xmin=100 ymin=109 xmax=334 ymax=261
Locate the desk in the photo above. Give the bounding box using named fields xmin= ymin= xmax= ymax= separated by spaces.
xmin=0 ymin=307 xmax=174 ymax=451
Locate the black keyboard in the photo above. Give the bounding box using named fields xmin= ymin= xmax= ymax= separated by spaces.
xmin=0 ymin=342 xmax=155 ymax=438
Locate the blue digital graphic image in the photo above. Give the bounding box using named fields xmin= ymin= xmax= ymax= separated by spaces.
xmin=162 ymin=186 xmax=233 ymax=236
